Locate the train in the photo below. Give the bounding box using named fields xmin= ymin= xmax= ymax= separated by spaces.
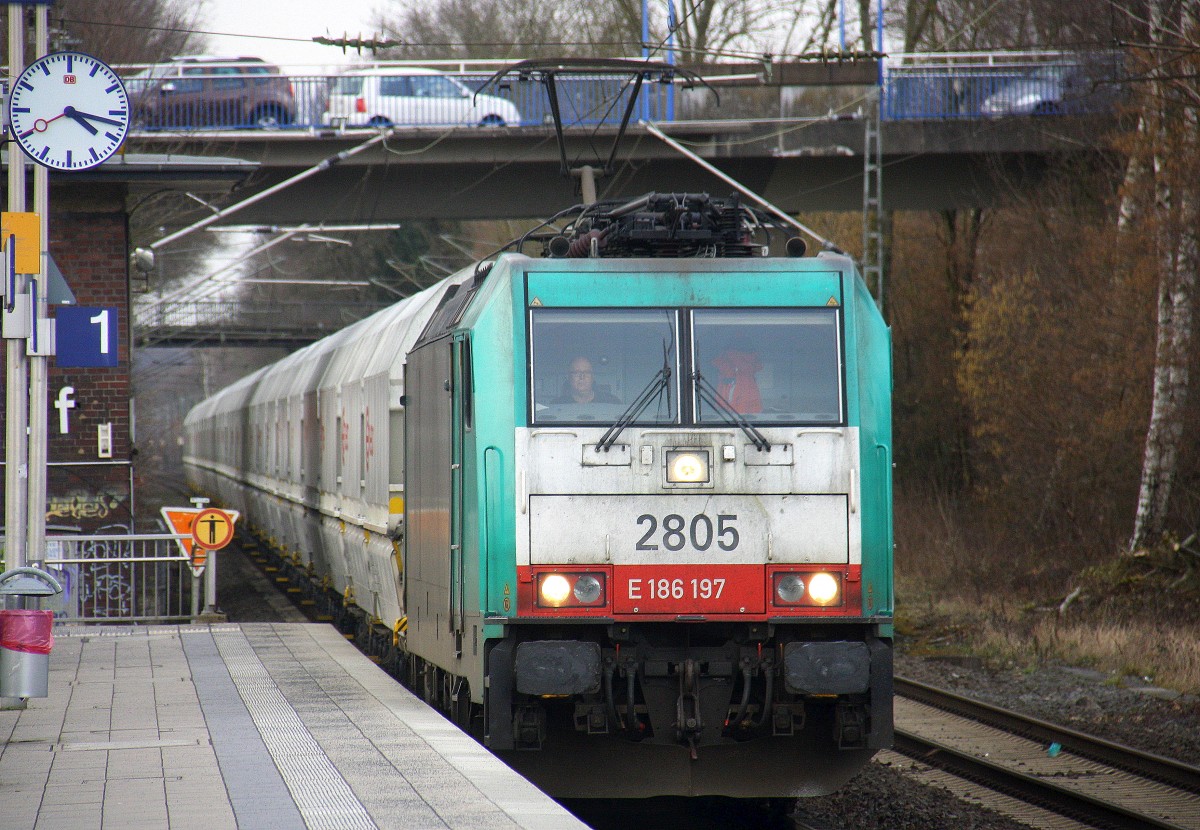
xmin=183 ymin=192 xmax=894 ymax=799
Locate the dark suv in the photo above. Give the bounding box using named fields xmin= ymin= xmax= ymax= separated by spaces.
xmin=128 ymin=56 xmax=295 ymax=129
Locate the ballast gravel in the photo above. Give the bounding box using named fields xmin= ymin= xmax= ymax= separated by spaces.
xmin=796 ymin=651 xmax=1200 ymax=830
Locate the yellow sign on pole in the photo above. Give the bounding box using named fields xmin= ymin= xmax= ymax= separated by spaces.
xmin=1 ymin=212 xmax=42 ymax=273
xmin=192 ymin=508 xmax=236 ymax=551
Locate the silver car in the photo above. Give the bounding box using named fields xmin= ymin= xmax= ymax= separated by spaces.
xmin=981 ymin=62 xmax=1120 ymax=117
xmin=324 ymin=67 xmax=521 ymax=128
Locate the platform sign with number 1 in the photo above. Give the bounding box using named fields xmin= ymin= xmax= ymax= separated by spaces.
xmin=56 ymin=306 xmax=119 ymax=367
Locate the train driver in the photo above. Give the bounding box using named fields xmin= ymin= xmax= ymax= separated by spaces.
xmin=554 ymin=356 xmax=620 ymax=405
xmin=713 ymin=346 xmax=763 ymax=414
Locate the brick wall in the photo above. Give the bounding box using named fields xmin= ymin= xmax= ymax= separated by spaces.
xmin=1 ymin=205 xmax=133 ymax=532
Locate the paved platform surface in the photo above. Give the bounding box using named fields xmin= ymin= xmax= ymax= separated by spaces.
xmin=0 ymin=623 xmax=588 ymax=830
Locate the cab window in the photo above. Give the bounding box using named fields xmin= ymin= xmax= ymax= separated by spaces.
xmin=691 ymin=308 xmax=843 ymax=424
xmin=530 ymin=308 xmax=678 ymax=425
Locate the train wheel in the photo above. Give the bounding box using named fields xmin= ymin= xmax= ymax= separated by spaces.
xmin=423 ymin=662 xmax=439 ymax=706
xmin=407 ymin=654 xmax=422 ymax=694
xmin=452 ymin=679 xmax=484 ymax=739
xmin=381 ymin=642 xmax=404 ymax=680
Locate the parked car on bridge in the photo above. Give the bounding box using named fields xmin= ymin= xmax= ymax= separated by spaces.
xmin=980 ymin=60 xmax=1121 ymax=117
xmin=323 ymin=67 xmax=521 ymax=128
xmin=128 ymin=56 xmax=296 ymax=130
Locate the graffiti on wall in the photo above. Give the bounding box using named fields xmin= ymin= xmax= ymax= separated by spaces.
xmin=46 ymin=489 xmax=127 ymax=522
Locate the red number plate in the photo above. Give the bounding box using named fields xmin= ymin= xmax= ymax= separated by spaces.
xmin=613 ymin=565 xmax=763 ymax=614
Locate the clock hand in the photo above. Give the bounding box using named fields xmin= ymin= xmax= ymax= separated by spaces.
xmin=18 ymin=111 xmax=67 ymax=139
xmin=65 ymin=108 xmax=99 ymax=136
xmin=66 ymin=106 xmax=125 ymax=128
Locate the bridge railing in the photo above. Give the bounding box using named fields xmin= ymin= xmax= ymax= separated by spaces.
xmin=882 ymin=51 xmax=1122 ymax=119
xmin=120 ymin=62 xmax=676 ymax=131
xmin=117 ymin=52 xmax=1120 ymax=132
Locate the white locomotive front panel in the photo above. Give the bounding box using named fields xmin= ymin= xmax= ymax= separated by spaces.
xmin=516 ymin=425 xmax=863 ymax=620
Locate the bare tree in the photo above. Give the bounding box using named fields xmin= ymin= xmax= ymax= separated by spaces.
xmin=895 ymin=0 xmax=1116 ymax=52
xmin=37 ymin=0 xmax=209 ymax=64
xmin=614 ymin=0 xmax=837 ymax=62
xmin=1119 ymin=0 xmax=1199 ymax=550
xmin=371 ymin=0 xmax=637 ymax=60
xmin=373 ymin=0 xmax=844 ymax=64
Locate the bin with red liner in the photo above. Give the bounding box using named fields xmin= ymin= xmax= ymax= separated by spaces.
xmin=0 ymin=568 xmax=62 ymax=699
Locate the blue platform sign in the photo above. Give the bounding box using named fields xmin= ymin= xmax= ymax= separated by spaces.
xmin=56 ymin=306 xmax=118 ymax=367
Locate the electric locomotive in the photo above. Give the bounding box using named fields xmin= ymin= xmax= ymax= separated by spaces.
xmin=184 ymin=192 xmax=893 ymax=798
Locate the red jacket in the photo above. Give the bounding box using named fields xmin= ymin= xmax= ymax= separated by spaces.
xmin=713 ymin=350 xmax=762 ymax=413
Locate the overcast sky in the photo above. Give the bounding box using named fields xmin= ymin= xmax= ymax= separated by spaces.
xmin=204 ymin=0 xmax=386 ymax=70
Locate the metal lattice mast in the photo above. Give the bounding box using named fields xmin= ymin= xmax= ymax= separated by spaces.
xmin=862 ymin=88 xmax=885 ymax=314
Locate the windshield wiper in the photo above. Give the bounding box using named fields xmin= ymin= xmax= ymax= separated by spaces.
xmin=596 ymin=365 xmax=672 ymax=452
xmin=693 ymin=371 xmax=771 ymax=452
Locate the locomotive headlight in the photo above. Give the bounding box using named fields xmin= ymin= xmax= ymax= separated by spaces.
xmin=775 ymin=573 xmax=806 ymax=603
xmin=573 ymin=574 xmax=603 ymax=604
xmin=807 ymin=572 xmax=840 ymax=605
xmin=772 ymin=571 xmax=842 ymax=606
xmin=536 ymin=572 xmax=607 ymax=608
xmin=538 ymin=574 xmax=572 ymax=606
xmin=666 ymin=449 xmax=710 ymax=483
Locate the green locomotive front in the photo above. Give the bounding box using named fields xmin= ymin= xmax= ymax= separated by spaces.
xmin=185 ymin=194 xmax=893 ymax=799
xmin=402 ymin=250 xmax=892 ymax=798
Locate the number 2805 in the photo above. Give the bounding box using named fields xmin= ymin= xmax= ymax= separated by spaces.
xmin=635 ymin=513 xmax=739 ymax=552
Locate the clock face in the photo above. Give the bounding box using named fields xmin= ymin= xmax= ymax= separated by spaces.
xmin=7 ymin=52 xmax=130 ymax=171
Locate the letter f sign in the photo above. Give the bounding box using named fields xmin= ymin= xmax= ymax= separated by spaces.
xmin=55 ymin=386 xmax=76 ymax=434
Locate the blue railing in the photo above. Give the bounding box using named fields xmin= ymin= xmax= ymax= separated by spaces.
xmin=116 ymin=52 xmax=1119 ymax=132
xmin=882 ymin=51 xmax=1122 ymax=119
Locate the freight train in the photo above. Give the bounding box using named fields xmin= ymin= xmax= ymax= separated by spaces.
xmin=183 ymin=192 xmax=894 ymax=798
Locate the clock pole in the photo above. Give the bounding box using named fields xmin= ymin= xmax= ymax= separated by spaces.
xmin=3 ymin=5 xmax=52 ymax=575
xmin=3 ymin=0 xmax=30 ymax=714
xmin=26 ymin=2 xmax=51 ymax=588
xmin=4 ymin=4 xmax=30 ymax=576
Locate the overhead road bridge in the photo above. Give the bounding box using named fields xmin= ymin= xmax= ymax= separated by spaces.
xmin=123 ymin=117 xmax=1113 ymax=224
xmin=117 ymin=52 xmax=1123 ymax=224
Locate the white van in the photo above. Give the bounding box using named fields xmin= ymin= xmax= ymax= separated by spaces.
xmin=323 ymin=67 xmax=521 ymax=128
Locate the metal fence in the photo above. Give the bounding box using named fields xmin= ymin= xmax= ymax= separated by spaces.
xmin=134 ymin=299 xmax=386 ymax=346
xmin=115 ymin=52 xmax=1121 ymax=132
xmin=121 ymin=66 xmax=674 ymax=132
xmin=30 ymin=534 xmax=201 ymax=624
xmin=882 ymin=51 xmax=1122 ymax=119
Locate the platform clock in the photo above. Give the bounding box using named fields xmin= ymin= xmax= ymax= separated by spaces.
xmin=7 ymin=52 xmax=130 ymax=171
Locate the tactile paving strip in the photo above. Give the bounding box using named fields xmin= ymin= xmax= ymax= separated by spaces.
xmin=212 ymin=628 xmax=380 ymax=830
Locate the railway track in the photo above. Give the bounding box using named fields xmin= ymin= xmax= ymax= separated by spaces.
xmin=893 ymin=675 xmax=1200 ymax=829
xmin=222 ymin=530 xmax=1199 ymax=829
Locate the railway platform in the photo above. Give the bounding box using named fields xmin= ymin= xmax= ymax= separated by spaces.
xmin=0 ymin=622 xmax=587 ymax=830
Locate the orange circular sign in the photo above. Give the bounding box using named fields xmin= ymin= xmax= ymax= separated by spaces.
xmin=192 ymin=508 xmax=235 ymax=550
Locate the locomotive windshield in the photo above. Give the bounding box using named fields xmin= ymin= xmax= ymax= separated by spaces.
xmin=692 ymin=308 xmax=844 ymax=424
xmin=530 ymin=307 xmax=844 ymax=426
xmin=531 ymin=308 xmax=679 ymax=424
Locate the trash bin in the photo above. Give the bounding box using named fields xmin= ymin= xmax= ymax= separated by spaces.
xmin=0 ymin=567 xmax=63 ymax=700
xmin=0 ymin=609 xmax=54 ymax=698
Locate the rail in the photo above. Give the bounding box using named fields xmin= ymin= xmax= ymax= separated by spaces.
xmin=894 ymin=674 xmax=1200 ymax=829
xmin=895 ymin=675 xmax=1200 ymax=794
xmin=23 ymin=534 xmax=207 ymax=624
xmin=113 ymin=51 xmax=1123 ymax=132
